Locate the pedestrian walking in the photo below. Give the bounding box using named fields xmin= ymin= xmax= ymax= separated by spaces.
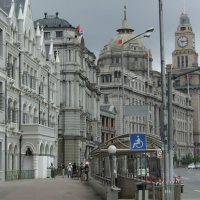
xmin=61 ymin=162 xmax=65 ymax=178
xmin=50 ymin=163 xmax=55 ymax=178
xmin=67 ymin=162 xmax=72 ymax=178
xmin=84 ymin=162 xmax=89 ymax=180
xmin=72 ymin=162 xmax=77 ymax=178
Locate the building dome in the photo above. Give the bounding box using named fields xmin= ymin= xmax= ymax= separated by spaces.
xmin=180 ymin=13 xmax=190 ymax=25
xmin=108 ymin=33 xmax=144 ymax=50
xmin=34 ymin=12 xmax=73 ymax=28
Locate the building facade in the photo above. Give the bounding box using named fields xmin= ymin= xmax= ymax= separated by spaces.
xmin=98 ymin=8 xmax=194 ymax=159
xmin=100 ymin=105 xmax=117 ymax=143
xmin=0 ymin=0 xmax=60 ymax=181
xmin=34 ymin=13 xmax=101 ymax=166
xmin=167 ymin=12 xmax=200 ymax=159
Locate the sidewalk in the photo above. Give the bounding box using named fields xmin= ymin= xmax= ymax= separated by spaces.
xmin=0 ymin=176 xmax=103 ymax=200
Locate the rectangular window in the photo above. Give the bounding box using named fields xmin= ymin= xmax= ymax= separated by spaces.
xmin=56 ymin=31 xmax=63 ymax=38
xmin=185 ymin=56 xmax=188 ymax=67
xmin=104 ymin=94 xmax=109 ymax=104
xmin=0 ymin=82 xmax=4 ymax=110
xmin=0 ymin=29 xmax=3 ymax=57
xmin=177 ymin=56 xmax=180 ymax=68
xmin=45 ymin=45 xmax=50 ymax=61
xmin=181 ymin=56 xmax=184 ymax=67
xmin=22 ymin=71 xmax=28 ymax=86
xmin=101 ymin=74 xmax=112 ymax=83
xmin=44 ymin=32 xmax=51 ymax=39
xmin=12 ymin=109 xmax=18 ymax=123
xmin=23 ymin=113 xmax=28 ymax=124
xmin=39 ymin=83 xmax=44 ymax=95
xmin=30 ymin=76 xmax=36 ymax=90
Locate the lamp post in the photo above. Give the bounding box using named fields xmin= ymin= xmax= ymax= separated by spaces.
xmin=122 ymin=28 xmax=154 ymax=135
xmin=108 ymin=144 xmax=117 ymax=187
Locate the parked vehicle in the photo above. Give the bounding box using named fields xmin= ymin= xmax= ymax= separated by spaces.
xmin=188 ymin=163 xmax=195 ymax=169
xmin=195 ymin=162 xmax=200 ymax=169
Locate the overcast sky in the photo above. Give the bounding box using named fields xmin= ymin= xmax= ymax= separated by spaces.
xmin=31 ymin=0 xmax=200 ymax=72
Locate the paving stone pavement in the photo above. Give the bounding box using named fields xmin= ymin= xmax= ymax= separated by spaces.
xmin=0 ymin=176 xmax=103 ymax=200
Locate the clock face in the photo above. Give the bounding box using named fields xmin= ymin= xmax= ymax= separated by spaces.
xmin=177 ymin=36 xmax=188 ymax=48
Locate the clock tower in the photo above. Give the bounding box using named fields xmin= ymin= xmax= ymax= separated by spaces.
xmin=170 ymin=12 xmax=200 ymax=161
xmin=172 ymin=13 xmax=198 ymax=71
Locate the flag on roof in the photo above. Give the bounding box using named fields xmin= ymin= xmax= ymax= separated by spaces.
xmin=145 ymin=52 xmax=149 ymax=58
xmin=118 ymin=39 xmax=123 ymax=45
xmin=76 ymin=25 xmax=80 ymax=32
xmin=76 ymin=25 xmax=83 ymax=36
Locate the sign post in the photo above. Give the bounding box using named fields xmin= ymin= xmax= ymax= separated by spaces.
xmin=130 ymin=133 xmax=147 ymax=150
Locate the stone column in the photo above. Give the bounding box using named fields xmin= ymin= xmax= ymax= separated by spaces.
xmin=76 ymin=81 xmax=79 ymax=107
xmin=71 ymin=81 xmax=74 ymax=107
xmin=66 ymin=81 xmax=69 ymax=107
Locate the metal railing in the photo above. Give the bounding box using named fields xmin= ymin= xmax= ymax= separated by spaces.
xmin=91 ymin=172 xmax=111 ymax=186
xmin=5 ymin=170 xmax=35 ymax=181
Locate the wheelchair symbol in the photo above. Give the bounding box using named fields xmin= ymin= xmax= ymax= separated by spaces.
xmin=132 ymin=135 xmax=143 ymax=148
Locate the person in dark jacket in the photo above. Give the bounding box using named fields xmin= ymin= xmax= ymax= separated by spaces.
xmin=50 ymin=163 xmax=55 ymax=178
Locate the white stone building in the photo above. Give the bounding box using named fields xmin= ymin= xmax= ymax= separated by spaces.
xmin=34 ymin=13 xmax=101 ymax=166
xmin=98 ymin=8 xmax=194 ymax=159
xmin=0 ymin=0 xmax=60 ymax=181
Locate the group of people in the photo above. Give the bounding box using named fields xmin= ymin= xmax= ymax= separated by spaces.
xmin=59 ymin=162 xmax=89 ymax=180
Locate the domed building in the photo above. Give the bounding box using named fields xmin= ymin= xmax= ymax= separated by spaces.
xmin=98 ymin=8 xmax=194 ymax=159
xmin=34 ymin=13 xmax=101 ymax=166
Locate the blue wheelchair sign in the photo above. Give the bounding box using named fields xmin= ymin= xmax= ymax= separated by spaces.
xmin=130 ymin=133 xmax=147 ymax=150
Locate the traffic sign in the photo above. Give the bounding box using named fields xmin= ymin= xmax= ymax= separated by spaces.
xmin=157 ymin=149 xmax=162 ymax=159
xmin=130 ymin=133 xmax=147 ymax=150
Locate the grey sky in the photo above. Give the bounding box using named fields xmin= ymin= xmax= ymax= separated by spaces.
xmin=31 ymin=0 xmax=200 ymax=72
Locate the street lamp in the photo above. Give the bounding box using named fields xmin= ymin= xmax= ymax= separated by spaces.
xmin=122 ymin=28 xmax=154 ymax=135
xmin=108 ymin=145 xmax=117 ymax=187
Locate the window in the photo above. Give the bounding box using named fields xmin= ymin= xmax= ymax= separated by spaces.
xmin=0 ymin=29 xmax=2 ymax=57
xmin=30 ymin=76 xmax=36 ymax=90
xmin=0 ymin=82 xmax=4 ymax=110
xmin=56 ymin=31 xmax=63 ymax=38
xmin=22 ymin=71 xmax=28 ymax=86
xmin=39 ymin=82 xmax=44 ymax=95
xmin=177 ymin=56 xmax=180 ymax=68
xmin=44 ymin=32 xmax=50 ymax=39
xmin=101 ymin=74 xmax=112 ymax=83
xmin=104 ymin=94 xmax=109 ymax=104
xmin=185 ymin=56 xmax=188 ymax=67
xmin=181 ymin=56 xmax=184 ymax=67
xmin=114 ymin=71 xmax=121 ymax=78
xmin=45 ymin=45 xmax=50 ymax=61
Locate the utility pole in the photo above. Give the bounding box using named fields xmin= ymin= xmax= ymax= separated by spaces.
xmin=158 ymin=2 xmax=170 ymax=200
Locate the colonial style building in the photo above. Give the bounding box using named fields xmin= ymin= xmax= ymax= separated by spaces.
xmin=0 ymin=0 xmax=60 ymax=181
xmin=100 ymin=105 xmax=117 ymax=143
xmin=34 ymin=13 xmax=101 ymax=166
xmin=98 ymin=8 xmax=194 ymax=159
xmin=167 ymin=12 xmax=200 ymax=159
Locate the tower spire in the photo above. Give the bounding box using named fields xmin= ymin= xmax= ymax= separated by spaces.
xmin=124 ymin=5 xmax=126 ymax=20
